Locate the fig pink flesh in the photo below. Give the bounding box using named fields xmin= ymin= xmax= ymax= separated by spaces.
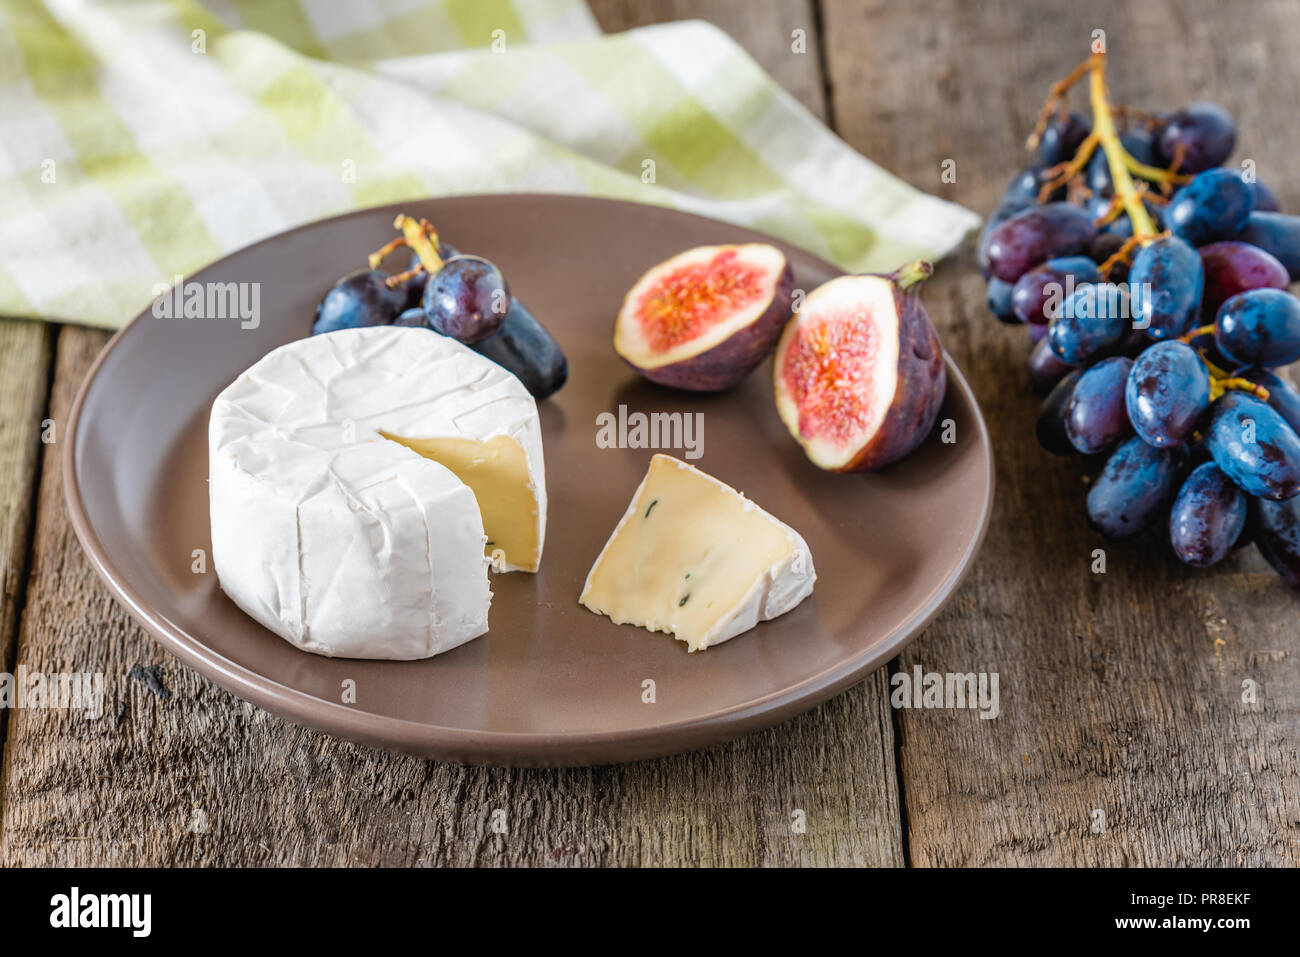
xmin=635 ymin=249 xmax=770 ymax=353
xmin=780 ymin=310 xmax=886 ymax=450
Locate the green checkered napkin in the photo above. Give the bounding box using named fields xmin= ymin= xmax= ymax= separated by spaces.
xmin=0 ymin=0 xmax=978 ymax=328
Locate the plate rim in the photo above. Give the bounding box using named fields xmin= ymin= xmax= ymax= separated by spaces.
xmin=62 ymin=193 xmax=995 ymax=766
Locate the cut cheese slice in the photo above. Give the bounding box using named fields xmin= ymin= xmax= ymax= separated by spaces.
xmin=580 ymin=454 xmax=815 ymax=651
xmin=208 ymin=326 xmax=545 ymax=660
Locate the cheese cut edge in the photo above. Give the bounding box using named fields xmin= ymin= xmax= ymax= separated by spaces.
xmin=579 ymin=453 xmax=816 ymax=651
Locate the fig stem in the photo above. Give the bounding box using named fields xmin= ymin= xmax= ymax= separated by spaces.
xmin=891 ymin=260 xmax=933 ymax=291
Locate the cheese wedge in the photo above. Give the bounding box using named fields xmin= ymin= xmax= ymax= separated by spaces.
xmin=580 ymin=454 xmax=815 ymax=651
xmin=209 ymin=326 xmax=545 ymax=660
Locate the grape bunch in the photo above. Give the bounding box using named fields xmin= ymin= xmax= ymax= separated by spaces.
xmin=310 ymin=215 xmax=568 ymax=399
xmin=984 ymin=51 xmax=1300 ymax=585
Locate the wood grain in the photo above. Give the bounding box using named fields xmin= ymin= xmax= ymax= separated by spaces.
xmin=589 ymin=0 xmax=829 ymax=120
xmin=0 ymin=318 xmax=54 ymax=732
xmin=0 ymin=4 xmax=906 ymax=867
xmin=820 ymin=0 xmax=1300 ymax=865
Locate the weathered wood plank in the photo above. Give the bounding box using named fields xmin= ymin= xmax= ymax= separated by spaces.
xmin=0 ymin=4 xmax=905 ymax=866
xmin=0 ymin=317 xmax=55 ymax=809
xmin=821 ymin=0 xmax=1300 ymax=865
xmin=590 ymin=0 xmax=828 ymax=120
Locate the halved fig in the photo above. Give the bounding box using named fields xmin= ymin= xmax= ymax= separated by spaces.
xmin=773 ymin=262 xmax=946 ymax=472
xmin=615 ymin=243 xmax=795 ymax=391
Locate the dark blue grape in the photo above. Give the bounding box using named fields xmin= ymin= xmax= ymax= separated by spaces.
xmin=1169 ymin=462 xmax=1248 ymax=566
xmin=986 ymin=277 xmax=1017 ymax=323
xmin=312 ymin=269 xmax=407 ymax=335
xmin=469 ymin=298 xmax=568 ymax=399
xmin=1039 ymin=110 xmax=1092 ymax=166
xmin=1251 ymin=180 xmax=1281 ymax=213
xmin=1158 ymin=102 xmax=1236 ymax=173
xmin=423 ymin=255 xmax=511 ymax=344
xmin=1129 ymin=236 xmax=1204 ymax=339
xmin=983 ymin=202 xmax=1099 ymax=282
xmin=1241 ymin=369 xmax=1300 ymax=435
xmin=1036 ymin=369 xmax=1083 ymax=456
xmin=1003 ymin=165 xmax=1064 ymax=205
xmin=1166 ymin=168 xmax=1255 ymax=246
xmin=1227 ymin=211 xmax=1300 ymax=276
xmin=393 ymin=307 xmax=429 ymax=327
xmin=1087 ymin=435 xmax=1185 ymax=539
xmin=1124 ymin=340 xmax=1210 ymax=447
xmin=1205 ymin=391 xmax=1300 ymax=500
xmin=1028 ymin=336 xmax=1075 ymax=395
xmin=1251 ymin=496 xmax=1300 ymax=585
xmin=1048 ymin=283 xmax=1129 ymax=363
xmin=1089 ymin=232 xmax=1130 ymax=281
xmin=1067 ymin=357 xmax=1133 ymax=454
xmin=1214 ymin=287 xmax=1300 ymax=367
xmin=1011 ymin=255 xmax=1102 ymax=325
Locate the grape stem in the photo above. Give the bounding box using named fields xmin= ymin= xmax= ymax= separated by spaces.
xmin=1176 ymin=324 xmax=1273 ymax=401
xmin=1029 ymin=51 xmax=1192 ymax=245
xmin=369 ymin=215 xmax=445 ymax=289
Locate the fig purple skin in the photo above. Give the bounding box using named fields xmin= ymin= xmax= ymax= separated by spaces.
xmin=616 ymin=245 xmax=795 ymax=392
xmin=983 ymin=202 xmax=1099 ymax=283
xmin=774 ymin=262 xmax=946 ymax=473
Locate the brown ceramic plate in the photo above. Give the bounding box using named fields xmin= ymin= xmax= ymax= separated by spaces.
xmin=65 ymin=194 xmax=992 ymax=766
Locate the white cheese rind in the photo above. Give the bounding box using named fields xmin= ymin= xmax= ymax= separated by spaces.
xmin=580 ymin=454 xmax=815 ymax=651
xmin=209 ymin=326 xmax=546 ymax=660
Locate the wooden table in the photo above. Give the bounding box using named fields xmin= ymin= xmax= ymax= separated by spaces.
xmin=1 ymin=0 xmax=1296 ymax=867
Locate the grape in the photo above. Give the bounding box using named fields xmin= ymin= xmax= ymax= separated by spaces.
xmin=1251 ymin=180 xmax=1281 ymax=213
xmin=1169 ymin=462 xmax=1248 ymax=566
xmin=1048 ymin=283 xmax=1129 ymax=363
xmin=1241 ymin=368 xmax=1300 ymax=435
xmin=1036 ymin=369 xmax=1083 ymax=456
xmin=1129 ymin=236 xmax=1204 ymax=339
xmin=393 ymin=307 xmax=429 ymax=327
xmin=1227 ymin=211 xmax=1300 ymax=276
xmin=983 ymin=202 xmax=1099 ymax=282
xmin=1027 ymin=322 xmax=1048 ymax=343
xmin=1197 ymin=240 xmax=1289 ymax=319
xmin=1158 ymin=102 xmax=1236 ymax=173
xmin=1214 ymin=287 xmax=1300 ymax=367
xmin=1066 ymin=356 xmax=1133 ymax=454
xmin=1028 ymin=336 xmax=1075 ymax=395
xmin=1204 ymin=391 xmax=1300 ymax=500
xmin=395 ymin=242 xmax=459 ymax=310
xmin=1089 ymin=233 xmax=1129 ymax=281
xmin=986 ymin=278 xmax=1017 ymax=323
xmin=422 ymin=255 xmax=512 ymax=344
xmin=1251 ymin=495 xmax=1300 ymax=586
xmin=1003 ymin=166 xmax=1064 ymax=205
xmin=1166 ymin=168 xmax=1255 ymax=246
xmin=977 ymin=199 xmax=1033 ymax=278
xmin=1039 ymin=110 xmax=1092 ymax=165
xmin=1124 ymin=340 xmax=1210 ymax=447
xmin=1010 ymin=255 xmax=1102 ymax=325
xmin=312 ymin=269 xmax=407 ymax=335
xmin=1087 ymin=435 xmax=1185 ymax=539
